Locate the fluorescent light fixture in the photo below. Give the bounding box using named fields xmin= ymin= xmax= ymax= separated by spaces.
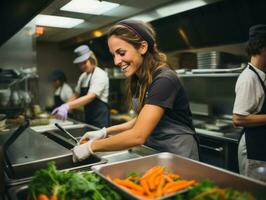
xmin=130 ymin=14 xmax=157 ymax=23
xmin=156 ymin=0 xmax=207 ymax=17
xmin=61 ymin=0 xmax=120 ymax=15
xmin=130 ymin=0 xmax=210 ymax=23
xmin=35 ymin=14 xmax=84 ymax=28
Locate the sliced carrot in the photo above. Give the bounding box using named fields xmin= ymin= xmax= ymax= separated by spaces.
xmin=162 ymin=180 xmax=188 ymax=194
xmin=154 ymin=174 xmax=163 ymax=188
xmin=155 ymin=175 xmax=166 ymax=198
xmin=114 ymin=179 xmax=145 ymax=193
xmin=80 ymin=139 xmax=88 ymax=144
xmin=37 ymin=194 xmax=49 ymax=200
xmin=140 ymin=179 xmax=153 ymax=196
xmin=50 ymin=195 xmax=58 ymax=200
xmin=168 ymin=173 xmax=180 ymax=180
xmin=163 ymin=180 xmax=196 ymax=195
xmin=165 ymin=174 xmax=174 ymax=183
xmin=148 ymin=167 xmax=164 ymax=190
xmin=142 ymin=166 xmax=162 ymax=179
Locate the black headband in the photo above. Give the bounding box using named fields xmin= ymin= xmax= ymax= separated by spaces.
xmin=117 ymin=19 xmax=155 ymax=51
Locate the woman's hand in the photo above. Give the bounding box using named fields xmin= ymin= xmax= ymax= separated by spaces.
xmin=72 ymin=140 xmax=94 ymax=162
xmin=79 ymin=128 xmax=107 ymax=143
xmin=51 ymin=104 xmax=69 ymax=120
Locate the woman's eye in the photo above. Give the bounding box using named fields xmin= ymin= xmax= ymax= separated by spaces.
xmin=118 ymin=50 xmax=126 ymax=56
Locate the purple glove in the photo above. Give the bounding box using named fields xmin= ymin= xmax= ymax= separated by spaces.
xmin=52 ymin=104 xmax=69 ymax=121
xmin=72 ymin=140 xmax=94 ymax=163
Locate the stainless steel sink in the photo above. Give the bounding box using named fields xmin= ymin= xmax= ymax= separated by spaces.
xmin=7 ymin=145 xmax=159 ymax=200
xmin=50 ymin=124 xmax=98 ymax=139
xmin=5 ymin=153 xmax=106 ymax=186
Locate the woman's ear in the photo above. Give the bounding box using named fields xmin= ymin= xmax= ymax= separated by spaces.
xmin=139 ymin=41 xmax=148 ymax=55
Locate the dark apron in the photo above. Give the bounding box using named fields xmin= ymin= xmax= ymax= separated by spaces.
xmin=80 ymin=70 xmax=109 ymax=128
xmin=54 ymin=87 xmax=64 ymax=108
xmin=132 ymin=97 xmax=199 ymax=160
xmin=245 ymin=65 xmax=266 ymax=161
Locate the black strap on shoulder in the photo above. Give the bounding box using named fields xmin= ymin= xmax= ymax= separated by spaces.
xmin=249 ymin=65 xmax=266 ymax=93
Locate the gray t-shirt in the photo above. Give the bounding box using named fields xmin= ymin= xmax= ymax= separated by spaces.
xmin=145 ymin=68 xmax=195 ymax=136
xmin=136 ymin=68 xmax=198 ymax=159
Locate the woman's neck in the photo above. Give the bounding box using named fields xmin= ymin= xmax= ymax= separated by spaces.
xmin=250 ymin=56 xmax=266 ymax=71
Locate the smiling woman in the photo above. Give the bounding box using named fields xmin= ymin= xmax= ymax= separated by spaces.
xmin=71 ymin=19 xmax=199 ymax=163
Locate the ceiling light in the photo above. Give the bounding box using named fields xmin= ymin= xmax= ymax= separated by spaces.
xmin=92 ymin=30 xmax=103 ymax=37
xmin=129 ymin=14 xmax=157 ymax=23
xmin=61 ymin=0 xmax=120 ymax=15
xmin=156 ymin=0 xmax=207 ymax=17
xmin=35 ymin=14 xmax=84 ymax=28
xmin=130 ymin=0 xmax=219 ymax=23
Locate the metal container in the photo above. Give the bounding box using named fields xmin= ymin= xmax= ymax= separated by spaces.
xmin=5 ymin=153 xmax=106 ymax=186
xmin=4 ymin=126 xmax=107 ymax=186
xmin=92 ymin=152 xmax=266 ymax=200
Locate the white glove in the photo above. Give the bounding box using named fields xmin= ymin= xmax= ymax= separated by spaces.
xmin=79 ymin=128 xmax=107 ymax=143
xmin=72 ymin=140 xmax=94 ymax=163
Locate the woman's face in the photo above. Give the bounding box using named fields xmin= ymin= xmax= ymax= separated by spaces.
xmin=79 ymin=60 xmax=93 ymax=73
xmin=108 ymin=35 xmax=147 ymax=77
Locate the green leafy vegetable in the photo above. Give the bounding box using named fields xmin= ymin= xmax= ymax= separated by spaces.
xmin=28 ymin=162 xmax=122 ymax=200
xmin=175 ymin=179 xmax=256 ymax=200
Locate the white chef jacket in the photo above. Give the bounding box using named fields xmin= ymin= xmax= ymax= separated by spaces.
xmin=233 ymin=63 xmax=266 ymax=116
xmin=54 ymin=83 xmax=73 ymax=102
xmin=75 ymin=66 xmax=109 ymax=103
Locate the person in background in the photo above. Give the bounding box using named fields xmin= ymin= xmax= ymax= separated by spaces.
xmin=233 ymin=24 xmax=266 ymax=179
xmin=52 ymin=45 xmax=109 ymax=128
xmin=51 ymin=69 xmax=73 ymax=109
xmin=72 ymin=19 xmax=199 ymax=162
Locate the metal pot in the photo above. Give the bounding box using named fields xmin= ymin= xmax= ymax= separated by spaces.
xmin=0 ymin=89 xmax=11 ymax=106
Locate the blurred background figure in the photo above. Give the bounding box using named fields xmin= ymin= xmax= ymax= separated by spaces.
xmin=52 ymin=45 xmax=109 ymax=128
xmin=51 ymin=69 xmax=73 ymax=109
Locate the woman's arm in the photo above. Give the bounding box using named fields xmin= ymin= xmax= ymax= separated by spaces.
xmin=67 ymin=92 xmax=79 ymax=102
xmin=91 ymin=104 xmax=164 ymax=152
xmin=67 ymin=92 xmax=97 ymax=110
xmin=106 ymin=118 xmax=137 ymax=136
xmin=233 ymin=113 xmax=266 ymax=127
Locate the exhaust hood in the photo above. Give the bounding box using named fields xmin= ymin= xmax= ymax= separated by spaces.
xmin=151 ymin=0 xmax=266 ymax=52
xmin=0 ymin=0 xmax=53 ymax=46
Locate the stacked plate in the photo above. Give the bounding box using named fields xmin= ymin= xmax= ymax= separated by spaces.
xmin=197 ymin=51 xmax=236 ymax=69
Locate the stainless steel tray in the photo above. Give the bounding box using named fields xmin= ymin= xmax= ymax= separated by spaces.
xmin=92 ymin=152 xmax=266 ymax=200
xmin=5 ymin=153 xmax=107 ymax=187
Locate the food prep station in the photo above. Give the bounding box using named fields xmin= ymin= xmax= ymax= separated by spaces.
xmin=0 ymin=119 xmax=265 ymax=200
xmin=0 ymin=119 xmax=160 ymax=199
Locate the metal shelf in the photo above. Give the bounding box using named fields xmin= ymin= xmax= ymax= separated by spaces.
xmin=177 ymin=72 xmax=240 ymax=77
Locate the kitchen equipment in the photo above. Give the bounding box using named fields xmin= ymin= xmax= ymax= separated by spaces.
xmin=6 ymin=152 xmax=106 ymax=186
xmin=3 ymin=120 xmax=30 ymax=178
xmin=4 ymin=125 xmax=107 ymax=186
xmin=0 ymin=114 xmax=7 ymax=128
xmin=93 ymin=152 xmax=266 ymax=199
xmin=54 ymin=123 xmax=79 ymax=144
xmin=0 ymin=146 xmax=5 ymax=199
xmin=197 ymin=51 xmax=240 ymax=69
xmin=10 ymin=91 xmax=20 ymax=106
xmin=190 ymin=102 xmax=212 ymax=116
xmin=0 ymin=89 xmax=11 ymax=106
xmin=7 ymin=145 xmax=159 ymax=200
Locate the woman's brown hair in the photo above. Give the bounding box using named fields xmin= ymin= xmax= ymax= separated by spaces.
xmin=107 ymin=21 xmax=171 ymax=112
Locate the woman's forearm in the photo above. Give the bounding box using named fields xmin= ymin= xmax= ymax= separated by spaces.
xmin=68 ymin=93 xmax=96 ymax=110
xmin=106 ymin=118 xmax=136 ymax=136
xmin=233 ymin=114 xmax=266 ymax=127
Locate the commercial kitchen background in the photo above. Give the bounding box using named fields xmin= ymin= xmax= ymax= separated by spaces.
xmin=1 ymin=0 xmax=266 ymax=173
